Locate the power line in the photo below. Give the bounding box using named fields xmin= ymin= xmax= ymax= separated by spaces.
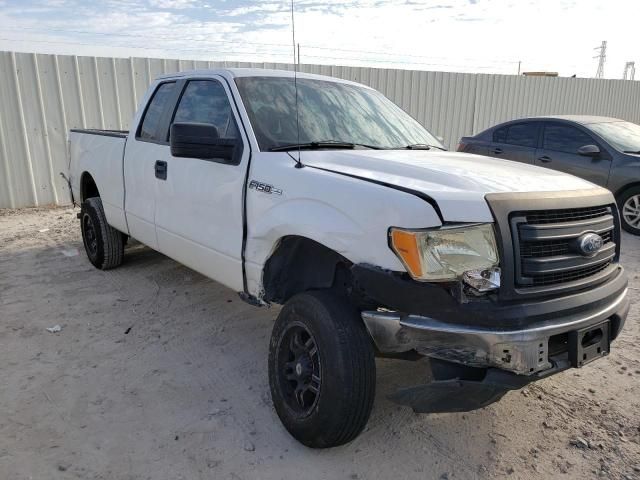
xmin=0 ymin=28 xmax=584 ymax=73
xmin=1 ymin=25 xmax=525 ymax=67
xmin=0 ymin=35 xmax=523 ymax=72
xmin=302 ymin=53 xmax=522 ymax=70
xmin=301 ymin=44 xmax=520 ymax=65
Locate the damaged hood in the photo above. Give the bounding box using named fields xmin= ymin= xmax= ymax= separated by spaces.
xmin=300 ymin=150 xmax=598 ymax=222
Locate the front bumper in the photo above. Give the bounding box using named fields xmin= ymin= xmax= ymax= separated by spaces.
xmin=356 ymin=264 xmax=629 ymax=376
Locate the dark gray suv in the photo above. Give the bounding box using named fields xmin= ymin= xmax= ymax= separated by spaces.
xmin=458 ymin=115 xmax=640 ymax=234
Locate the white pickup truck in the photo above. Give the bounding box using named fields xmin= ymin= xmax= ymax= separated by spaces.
xmin=68 ymin=68 xmax=629 ymax=448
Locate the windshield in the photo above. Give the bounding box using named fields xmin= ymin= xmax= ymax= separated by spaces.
xmin=234 ymin=76 xmax=444 ymax=151
xmin=587 ymin=120 xmax=640 ymax=153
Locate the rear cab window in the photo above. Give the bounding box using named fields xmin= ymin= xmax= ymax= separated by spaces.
xmin=137 ymin=81 xmax=177 ymax=142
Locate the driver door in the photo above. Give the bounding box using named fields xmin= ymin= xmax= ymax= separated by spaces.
xmin=153 ymin=77 xmax=249 ymax=292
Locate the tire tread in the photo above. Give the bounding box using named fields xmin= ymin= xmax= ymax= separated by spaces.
xmin=269 ymin=290 xmax=376 ymax=448
xmin=83 ymin=197 xmax=124 ymax=270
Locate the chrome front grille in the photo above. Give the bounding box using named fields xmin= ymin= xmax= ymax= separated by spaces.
xmin=511 ymin=206 xmax=617 ymax=287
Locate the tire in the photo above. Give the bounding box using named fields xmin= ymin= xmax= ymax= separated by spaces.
xmin=617 ymin=186 xmax=640 ymax=235
xmin=268 ymin=290 xmax=376 ymax=448
xmin=80 ymin=197 xmax=125 ymax=270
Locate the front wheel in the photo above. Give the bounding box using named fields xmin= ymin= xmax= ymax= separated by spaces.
xmin=617 ymin=186 xmax=640 ymax=235
xmin=268 ymin=290 xmax=376 ymax=448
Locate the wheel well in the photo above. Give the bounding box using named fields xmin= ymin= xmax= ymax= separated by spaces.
xmin=80 ymin=172 xmax=99 ymax=201
xmin=615 ymin=182 xmax=640 ymax=200
xmin=262 ymin=236 xmax=352 ymax=304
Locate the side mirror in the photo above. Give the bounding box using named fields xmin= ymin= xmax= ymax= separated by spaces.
xmin=577 ymin=144 xmax=601 ymax=158
xmin=170 ymin=122 xmax=235 ymax=161
xmin=436 ymin=135 xmax=445 ymax=144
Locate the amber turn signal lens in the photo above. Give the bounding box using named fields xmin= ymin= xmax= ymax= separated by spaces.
xmin=389 ymin=229 xmax=423 ymax=278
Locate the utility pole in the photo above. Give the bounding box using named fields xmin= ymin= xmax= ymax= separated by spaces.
xmin=593 ymin=40 xmax=607 ymax=78
xmin=297 ymin=43 xmax=300 ymax=66
xmin=517 ymin=61 xmax=521 ymax=75
xmin=623 ymin=61 xmax=636 ymax=80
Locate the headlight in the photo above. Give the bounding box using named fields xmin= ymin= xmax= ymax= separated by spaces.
xmin=389 ymin=224 xmax=500 ymax=288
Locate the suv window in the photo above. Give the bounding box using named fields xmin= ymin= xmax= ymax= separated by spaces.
xmin=171 ymin=80 xmax=238 ymax=139
xmin=544 ymin=123 xmax=594 ymax=154
xmin=493 ymin=123 xmax=538 ymax=147
xmin=138 ymin=82 xmax=176 ymax=141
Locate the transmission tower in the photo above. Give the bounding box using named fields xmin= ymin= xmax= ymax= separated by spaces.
xmin=593 ymin=41 xmax=607 ymax=78
xmin=623 ymin=61 xmax=636 ymax=80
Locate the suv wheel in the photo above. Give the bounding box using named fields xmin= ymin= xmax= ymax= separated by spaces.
xmin=268 ymin=290 xmax=376 ymax=448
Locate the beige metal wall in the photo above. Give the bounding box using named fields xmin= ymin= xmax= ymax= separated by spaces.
xmin=1 ymin=50 xmax=640 ymax=208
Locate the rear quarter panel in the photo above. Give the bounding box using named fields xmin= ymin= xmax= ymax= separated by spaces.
xmin=68 ymin=131 xmax=128 ymax=233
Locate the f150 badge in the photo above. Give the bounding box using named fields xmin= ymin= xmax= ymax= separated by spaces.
xmin=249 ymin=180 xmax=282 ymax=195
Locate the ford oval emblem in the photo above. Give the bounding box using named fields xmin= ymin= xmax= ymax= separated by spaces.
xmin=577 ymin=233 xmax=604 ymax=257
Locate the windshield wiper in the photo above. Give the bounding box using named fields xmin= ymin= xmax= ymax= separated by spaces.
xmin=269 ymin=141 xmax=383 ymax=152
xmin=404 ymin=143 xmax=447 ymax=151
xmin=623 ymin=150 xmax=640 ymax=154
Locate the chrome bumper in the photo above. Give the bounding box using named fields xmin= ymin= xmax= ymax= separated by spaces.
xmin=362 ymin=288 xmax=629 ymax=376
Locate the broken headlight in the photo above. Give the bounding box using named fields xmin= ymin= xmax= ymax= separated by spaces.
xmin=389 ymin=224 xmax=500 ymax=290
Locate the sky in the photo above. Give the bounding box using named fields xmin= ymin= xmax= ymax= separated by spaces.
xmin=0 ymin=0 xmax=638 ymax=79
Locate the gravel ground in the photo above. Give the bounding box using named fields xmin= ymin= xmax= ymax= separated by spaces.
xmin=1 ymin=206 xmax=639 ymax=480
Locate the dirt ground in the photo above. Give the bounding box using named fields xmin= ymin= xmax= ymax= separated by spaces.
xmin=0 ymin=206 xmax=639 ymax=480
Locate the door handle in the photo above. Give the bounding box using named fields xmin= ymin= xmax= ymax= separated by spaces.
xmin=491 ymin=148 xmax=503 ymax=155
xmin=155 ymin=160 xmax=167 ymax=180
xmin=538 ymin=156 xmax=552 ymax=163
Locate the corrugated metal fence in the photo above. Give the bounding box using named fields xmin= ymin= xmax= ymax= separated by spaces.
xmin=1 ymin=50 xmax=640 ymax=208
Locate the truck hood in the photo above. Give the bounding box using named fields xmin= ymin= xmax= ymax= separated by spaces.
xmin=300 ymin=150 xmax=599 ymax=222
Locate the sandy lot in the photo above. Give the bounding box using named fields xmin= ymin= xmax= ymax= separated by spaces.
xmin=0 ymin=206 xmax=639 ymax=480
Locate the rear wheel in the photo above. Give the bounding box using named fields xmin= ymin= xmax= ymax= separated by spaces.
xmin=80 ymin=197 xmax=125 ymax=269
xmin=268 ymin=290 xmax=376 ymax=448
xmin=617 ymin=186 xmax=640 ymax=235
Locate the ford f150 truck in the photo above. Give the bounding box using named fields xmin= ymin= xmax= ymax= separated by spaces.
xmin=68 ymin=69 xmax=629 ymax=448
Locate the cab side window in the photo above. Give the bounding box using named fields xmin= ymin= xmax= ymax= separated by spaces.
xmin=171 ymin=80 xmax=238 ymax=139
xmin=543 ymin=124 xmax=594 ymax=154
xmin=138 ymin=82 xmax=176 ymax=141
